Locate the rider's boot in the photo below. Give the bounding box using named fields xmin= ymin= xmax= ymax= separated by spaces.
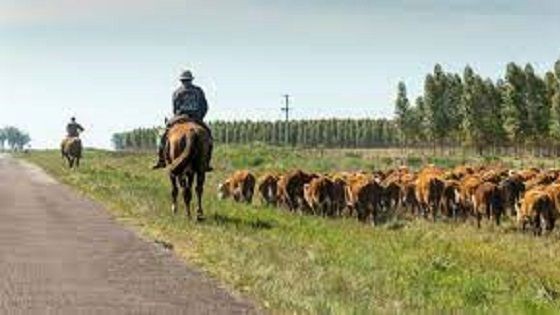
xmin=152 ymin=130 xmax=168 ymax=169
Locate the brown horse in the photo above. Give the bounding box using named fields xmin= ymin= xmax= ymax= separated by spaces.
xmin=61 ymin=137 xmax=82 ymax=169
xmin=166 ymin=119 xmax=211 ymax=220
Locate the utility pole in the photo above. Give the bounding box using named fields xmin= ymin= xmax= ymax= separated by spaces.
xmin=281 ymin=94 xmax=291 ymax=145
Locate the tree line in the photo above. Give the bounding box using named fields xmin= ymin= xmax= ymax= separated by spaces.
xmin=112 ymin=128 xmax=160 ymax=151
xmin=111 ymin=119 xmax=399 ymax=151
xmin=0 ymin=126 xmax=31 ymax=151
xmin=112 ymin=59 xmax=560 ymax=156
xmin=394 ymin=60 xmax=560 ymax=155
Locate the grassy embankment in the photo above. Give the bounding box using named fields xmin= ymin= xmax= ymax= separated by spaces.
xmin=20 ymin=145 xmax=560 ymax=313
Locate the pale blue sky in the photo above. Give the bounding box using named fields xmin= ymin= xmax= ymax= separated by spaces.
xmin=1 ymin=0 xmax=559 ymax=148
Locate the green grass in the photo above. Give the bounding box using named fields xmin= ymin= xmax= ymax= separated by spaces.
xmin=18 ymin=145 xmax=560 ymax=313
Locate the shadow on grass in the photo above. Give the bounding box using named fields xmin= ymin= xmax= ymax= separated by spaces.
xmin=206 ymin=213 xmax=276 ymax=231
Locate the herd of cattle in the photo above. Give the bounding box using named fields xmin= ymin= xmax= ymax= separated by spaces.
xmin=217 ymin=164 xmax=560 ymax=235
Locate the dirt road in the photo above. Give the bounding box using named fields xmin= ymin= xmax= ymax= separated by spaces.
xmin=0 ymin=155 xmax=257 ymax=314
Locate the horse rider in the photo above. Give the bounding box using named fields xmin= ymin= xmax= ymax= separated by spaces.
xmin=66 ymin=117 xmax=85 ymax=139
xmin=152 ymin=70 xmax=213 ymax=171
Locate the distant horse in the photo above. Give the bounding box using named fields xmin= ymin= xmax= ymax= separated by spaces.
xmin=166 ymin=118 xmax=211 ymax=220
xmin=61 ymin=137 xmax=82 ymax=169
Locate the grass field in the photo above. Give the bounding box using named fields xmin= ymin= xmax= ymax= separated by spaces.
xmin=19 ymin=145 xmax=560 ymax=313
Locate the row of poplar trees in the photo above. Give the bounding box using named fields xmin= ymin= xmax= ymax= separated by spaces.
xmin=210 ymin=119 xmax=397 ymax=148
xmin=395 ymin=60 xmax=560 ymax=155
xmin=112 ymin=128 xmax=160 ymax=151
xmin=111 ymin=119 xmax=398 ymax=151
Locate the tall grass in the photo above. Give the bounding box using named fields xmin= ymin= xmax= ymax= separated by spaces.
xmin=20 ymin=145 xmax=560 ymax=313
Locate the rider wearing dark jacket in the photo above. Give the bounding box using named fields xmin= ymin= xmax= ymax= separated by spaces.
xmin=66 ymin=117 xmax=84 ymax=137
xmin=152 ymin=70 xmax=213 ymax=170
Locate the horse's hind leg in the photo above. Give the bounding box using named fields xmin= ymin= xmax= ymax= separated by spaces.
xmin=181 ymin=175 xmax=193 ymax=218
xmin=170 ymin=175 xmax=179 ymax=214
xmin=195 ymin=172 xmax=206 ymax=221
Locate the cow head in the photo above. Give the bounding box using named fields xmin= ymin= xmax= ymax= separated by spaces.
xmin=217 ymin=180 xmax=231 ymax=200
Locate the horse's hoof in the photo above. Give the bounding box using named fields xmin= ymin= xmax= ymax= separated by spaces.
xmin=171 ymin=205 xmax=177 ymax=214
xmin=196 ymin=215 xmax=206 ymax=222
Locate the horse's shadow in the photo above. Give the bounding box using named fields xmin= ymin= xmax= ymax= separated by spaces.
xmin=206 ymin=213 xmax=276 ymax=231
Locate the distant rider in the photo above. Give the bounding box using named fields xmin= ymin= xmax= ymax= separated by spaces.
xmin=66 ymin=117 xmax=84 ymax=138
xmin=152 ymin=70 xmax=213 ymax=171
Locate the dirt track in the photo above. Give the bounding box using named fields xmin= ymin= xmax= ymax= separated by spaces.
xmin=0 ymin=155 xmax=257 ymax=314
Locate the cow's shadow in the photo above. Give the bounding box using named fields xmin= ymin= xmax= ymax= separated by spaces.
xmin=206 ymin=213 xmax=276 ymax=231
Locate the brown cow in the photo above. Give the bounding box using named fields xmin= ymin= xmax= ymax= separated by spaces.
xmin=415 ymin=172 xmax=445 ymax=220
xmin=381 ymin=177 xmax=401 ymax=210
xmin=451 ymin=165 xmax=474 ymax=180
xmin=441 ymin=179 xmax=462 ymax=219
xmin=400 ymin=173 xmax=419 ymax=215
xmin=257 ymin=173 xmax=279 ymax=206
xmin=330 ymin=176 xmax=348 ymax=217
xmin=498 ymin=174 xmax=525 ymax=217
xmin=472 ymin=182 xmax=504 ymax=227
xmin=345 ymin=176 xmax=383 ymax=225
xmin=518 ymin=188 xmax=556 ymax=235
xmin=277 ymin=170 xmax=318 ymax=212
xmin=459 ymin=175 xmax=483 ymax=215
xmin=218 ymin=170 xmax=256 ymax=203
xmin=304 ymin=176 xmax=336 ymax=216
xmin=544 ymin=184 xmax=560 ymax=219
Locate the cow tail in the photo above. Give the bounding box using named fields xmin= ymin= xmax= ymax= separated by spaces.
xmin=169 ymin=131 xmax=198 ymax=176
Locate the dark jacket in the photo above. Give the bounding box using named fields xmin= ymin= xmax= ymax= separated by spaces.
xmin=66 ymin=122 xmax=84 ymax=137
xmin=172 ymin=84 xmax=208 ymax=120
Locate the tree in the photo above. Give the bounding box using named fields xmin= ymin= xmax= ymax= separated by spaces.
xmin=0 ymin=128 xmax=6 ymax=151
xmin=503 ymin=63 xmax=530 ymax=152
xmin=424 ymin=64 xmax=450 ymax=151
xmin=2 ymin=126 xmax=31 ymax=151
xmin=394 ymin=81 xmax=411 ymax=147
xmin=524 ymin=64 xmax=549 ymax=150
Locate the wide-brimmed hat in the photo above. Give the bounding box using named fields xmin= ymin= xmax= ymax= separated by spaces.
xmin=179 ymin=70 xmax=194 ymax=81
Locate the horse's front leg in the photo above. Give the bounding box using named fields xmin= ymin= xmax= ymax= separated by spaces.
xmin=170 ymin=174 xmax=179 ymax=214
xmin=195 ymin=172 xmax=206 ymax=221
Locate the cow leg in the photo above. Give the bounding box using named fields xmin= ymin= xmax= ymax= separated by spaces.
xmin=76 ymin=157 xmax=80 ymax=168
xmin=195 ymin=172 xmax=206 ymax=221
xmin=548 ymin=217 xmax=555 ymax=232
xmin=170 ymin=175 xmax=178 ymax=214
xmin=371 ymin=203 xmax=378 ymax=227
xmin=476 ymin=211 xmax=482 ymax=228
xmin=534 ymin=213 xmax=542 ymax=236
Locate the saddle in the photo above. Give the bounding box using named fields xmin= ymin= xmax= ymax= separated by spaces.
xmin=166 ymin=115 xmax=198 ymax=127
xmin=61 ymin=136 xmax=81 ymax=147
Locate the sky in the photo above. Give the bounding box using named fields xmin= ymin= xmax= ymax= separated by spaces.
xmin=1 ymin=0 xmax=559 ymax=149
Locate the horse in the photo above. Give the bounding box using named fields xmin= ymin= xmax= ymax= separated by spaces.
xmin=61 ymin=137 xmax=82 ymax=169
xmin=165 ymin=119 xmax=211 ymax=220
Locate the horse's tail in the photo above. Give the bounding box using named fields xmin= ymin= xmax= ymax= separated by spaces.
xmin=169 ymin=131 xmax=198 ymax=176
